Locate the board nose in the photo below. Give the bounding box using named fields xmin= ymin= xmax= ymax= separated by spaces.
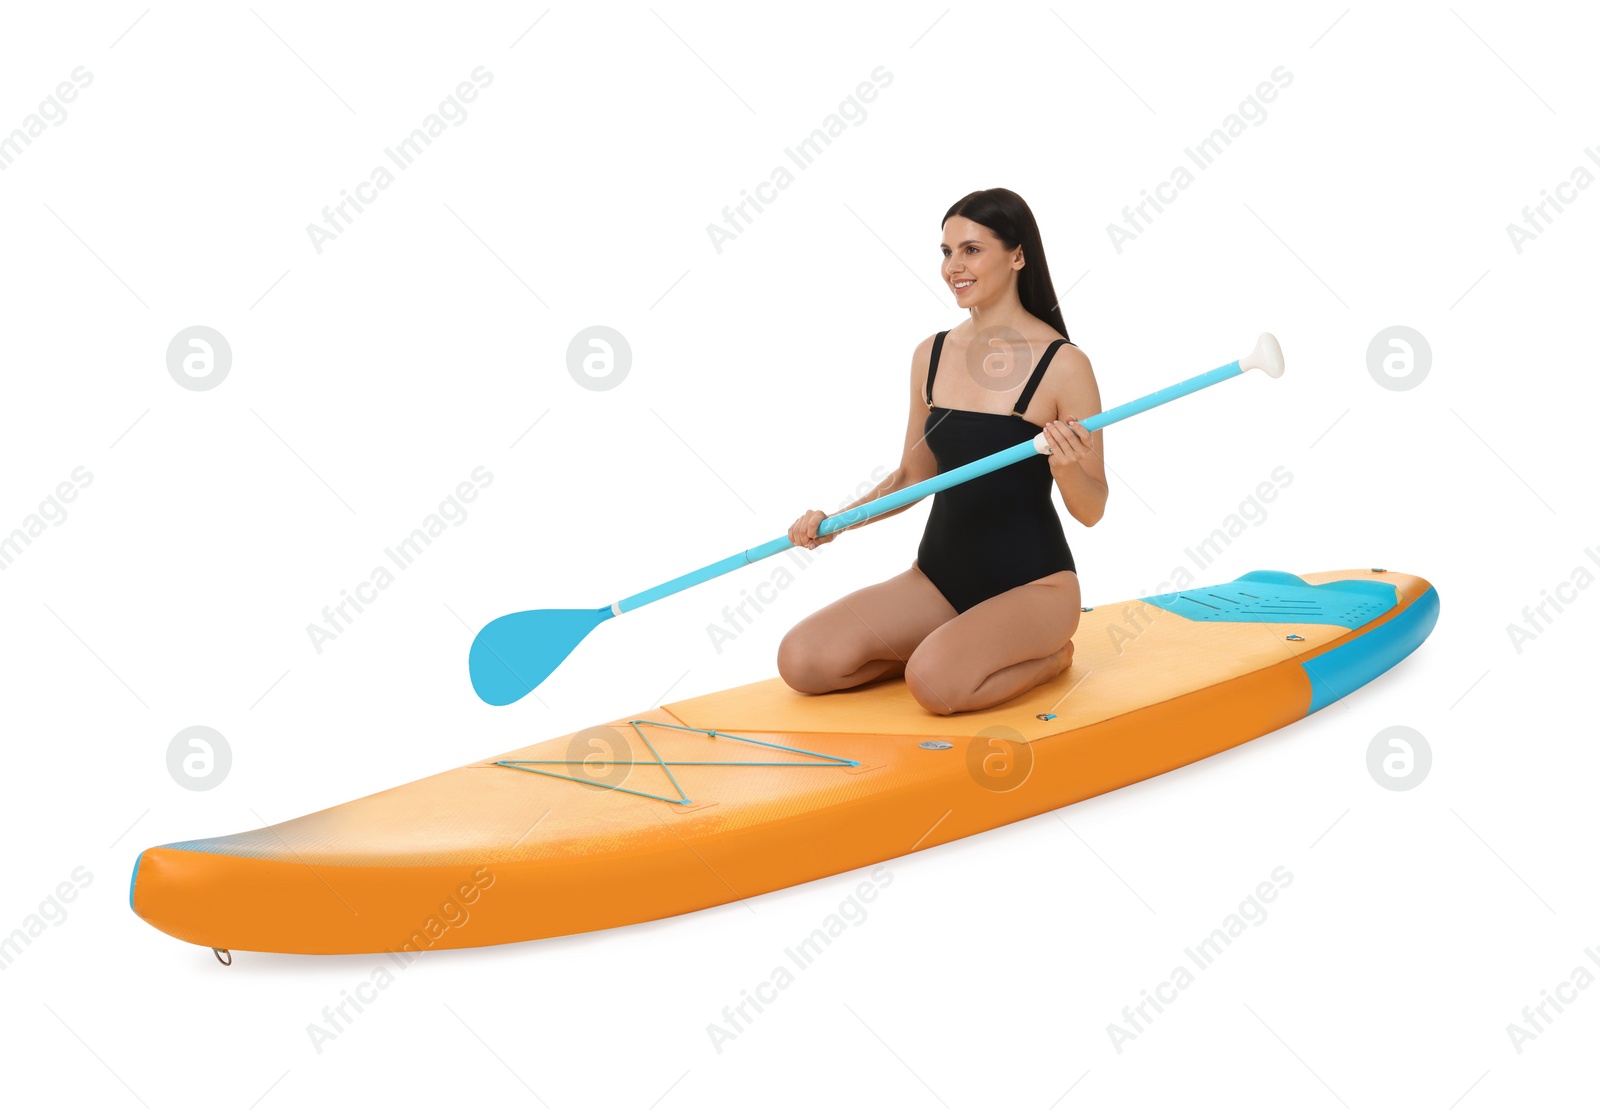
xmin=129 ymin=851 xmax=143 ymax=912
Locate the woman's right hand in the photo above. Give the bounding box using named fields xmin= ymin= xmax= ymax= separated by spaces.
xmin=789 ymin=509 xmax=838 ymax=549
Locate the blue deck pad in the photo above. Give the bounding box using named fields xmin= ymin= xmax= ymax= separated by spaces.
xmin=1140 ymin=570 xmax=1398 ymax=630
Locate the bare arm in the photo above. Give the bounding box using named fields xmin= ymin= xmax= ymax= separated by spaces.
xmin=1038 ymin=346 xmax=1110 ymax=527
xmin=788 ymin=337 xmax=939 ymax=548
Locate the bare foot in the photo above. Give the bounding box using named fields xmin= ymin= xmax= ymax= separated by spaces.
xmin=1052 ymin=639 xmax=1075 ymax=675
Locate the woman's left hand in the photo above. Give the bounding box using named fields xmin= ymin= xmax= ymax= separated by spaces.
xmin=1043 ymin=416 xmax=1093 ymax=472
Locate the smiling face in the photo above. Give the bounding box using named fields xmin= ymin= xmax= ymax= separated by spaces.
xmin=940 ymin=216 xmax=1023 ymax=308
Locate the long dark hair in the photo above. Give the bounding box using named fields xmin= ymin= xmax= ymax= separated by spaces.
xmin=943 ymin=188 xmax=1069 ymax=342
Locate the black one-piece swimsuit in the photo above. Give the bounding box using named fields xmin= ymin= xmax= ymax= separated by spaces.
xmin=916 ymin=330 xmax=1077 ymax=614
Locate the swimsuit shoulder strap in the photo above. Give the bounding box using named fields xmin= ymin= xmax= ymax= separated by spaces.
xmin=1011 ymin=338 xmax=1070 ymax=417
xmin=925 ymin=330 xmax=949 ymax=407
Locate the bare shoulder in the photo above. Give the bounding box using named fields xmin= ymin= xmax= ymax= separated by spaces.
xmin=908 ymin=332 xmax=939 ymax=391
xmin=1039 ymin=341 xmax=1101 ymax=419
xmin=1036 ymin=340 xmax=1100 ymax=385
xmin=1046 ymin=341 xmax=1094 ymax=380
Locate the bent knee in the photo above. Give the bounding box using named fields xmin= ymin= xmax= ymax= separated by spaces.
xmin=904 ymin=649 xmax=961 ymax=716
xmin=777 ymin=632 xmax=838 ymax=694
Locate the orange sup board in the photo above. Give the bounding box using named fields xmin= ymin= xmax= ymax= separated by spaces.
xmin=131 ymin=568 xmax=1438 ymax=956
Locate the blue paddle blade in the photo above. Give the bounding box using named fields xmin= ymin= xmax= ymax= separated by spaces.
xmin=468 ymin=607 xmax=612 ymax=706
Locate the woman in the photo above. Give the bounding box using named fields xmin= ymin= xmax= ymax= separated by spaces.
xmin=777 ymin=188 xmax=1107 ymax=716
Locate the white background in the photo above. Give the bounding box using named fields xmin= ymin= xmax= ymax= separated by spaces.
xmin=1 ymin=2 xmax=1594 ymax=1114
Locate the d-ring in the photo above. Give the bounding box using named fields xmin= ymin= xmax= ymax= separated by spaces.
xmin=212 ymin=947 xmax=232 ymax=966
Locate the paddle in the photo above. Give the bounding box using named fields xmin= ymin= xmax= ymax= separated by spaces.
xmin=469 ymin=333 xmax=1285 ymax=705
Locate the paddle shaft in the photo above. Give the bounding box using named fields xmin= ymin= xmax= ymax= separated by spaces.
xmin=609 ymin=355 xmax=1252 ymax=616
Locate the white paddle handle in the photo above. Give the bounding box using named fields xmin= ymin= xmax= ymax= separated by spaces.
xmin=1241 ymin=332 xmax=1285 ymax=378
